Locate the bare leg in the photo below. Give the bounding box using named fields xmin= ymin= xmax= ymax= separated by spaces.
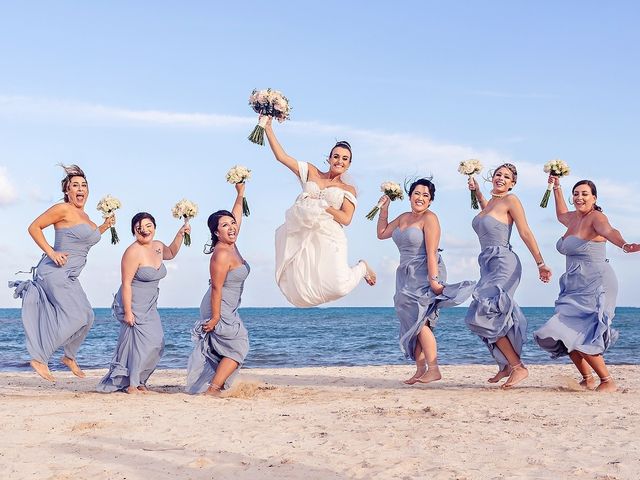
xmin=495 ymin=336 xmax=528 ymax=389
xmin=581 ymin=354 xmax=617 ymax=392
xmin=404 ymin=343 xmax=426 ymax=385
xmin=61 ymin=356 xmax=86 ymax=378
xmin=416 ymin=326 xmax=442 ymax=384
xmin=569 ymin=351 xmax=596 ymax=390
xmin=30 ymin=360 xmax=55 ymax=382
xmin=205 ymin=357 xmax=239 ymax=396
xmin=488 ymin=365 xmax=511 ymax=383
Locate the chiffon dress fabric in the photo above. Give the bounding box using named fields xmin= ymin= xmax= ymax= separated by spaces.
xmin=9 ymin=224 xmax=100 ymax=365
xmin=185 ymin=262 xmax=250 ymax=393
xmin=392 ymin=226 xmax=475 ymax=360
xmin=97 ymin=263 xmax=167 ymax=392
xmin=534 ymin=236 xmax=619 ymax=357
xmin=274 ymin=161 xmax=367 ymax=307
xmin=464 ymin=215 xmax=528 ymax=369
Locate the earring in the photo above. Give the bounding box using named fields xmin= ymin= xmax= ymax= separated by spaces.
xmin=568 ymin=196 xmax=574 ymax=205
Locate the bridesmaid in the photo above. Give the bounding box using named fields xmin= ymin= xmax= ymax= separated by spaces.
xmin=97 ymin=213 xmax=189 ymax=394
xmin=466 ymin=163 xmax=552 ymax=388
xmin=377 ymin=178 xmax=475 ymax=384
xmin=185 ymin=183 xmax=250 ymax=396
xmin=534 ymin=178 xmax=639 ymax=392
xmin=9 ymin=165 xmax=115 ymax=381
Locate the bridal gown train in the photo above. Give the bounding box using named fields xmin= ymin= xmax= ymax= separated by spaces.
xmin=274 ymin=161 xmax=367 ymax=307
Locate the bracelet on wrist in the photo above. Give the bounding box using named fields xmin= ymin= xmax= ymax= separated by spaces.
xmin=536 ymin=261 xmax=545 ymax=268
xmin=553 ymin=186 xmax=561 ymax=190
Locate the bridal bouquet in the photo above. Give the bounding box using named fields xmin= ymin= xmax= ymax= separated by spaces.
xmin=540 ymin=159 xmax=570 ymax=208
xmin=172 ymin=199 xmax=198 ymax=246
xmin=247 ymin=88 xmax=291 ymax=146
xmin=226 ymin=165 xmax=251 ymax=216
xmin=366 ymin=181 xmax=404 ymax=220
xmin=458 ymin=159 xmax=484 ymax=209
xmin=96 ymin=195 xmax=122 ymax=245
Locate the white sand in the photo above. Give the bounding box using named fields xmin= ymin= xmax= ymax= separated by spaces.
xmin=1 ymin=364 xmax=638 ymax=479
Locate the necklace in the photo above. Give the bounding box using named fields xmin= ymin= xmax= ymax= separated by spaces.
xmin=490 ymin=190 xmax=508 ymax=198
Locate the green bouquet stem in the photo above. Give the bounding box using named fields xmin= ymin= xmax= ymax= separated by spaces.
xmin=242 ymin=197 xmax=250 ymax=217
xmin=366 ymin=205 xmax=380 ymax=220
xmin=110 ymin=226 xmax=119 ymax=245
xmin=471 ymin=190 xmax=479 ymax=209
xmin=540 ymin=182 xmax=554 ymax=208
xmin=247 ymin=125 xmax=265 ymax=145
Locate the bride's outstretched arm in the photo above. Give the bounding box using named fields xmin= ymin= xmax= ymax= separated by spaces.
xmin=263 ymin=116 xmax=300 ymax=177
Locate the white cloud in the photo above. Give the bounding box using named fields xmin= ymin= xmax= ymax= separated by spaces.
xmin=0 ymin=166 xmax=18 ymax=206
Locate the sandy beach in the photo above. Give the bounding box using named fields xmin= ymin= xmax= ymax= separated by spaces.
xmin=1 ymin=364 xmax=639 ymax=480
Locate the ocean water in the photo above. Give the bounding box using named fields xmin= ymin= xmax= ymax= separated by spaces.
xmin=0 ymin=307 xmax=638 ymax=371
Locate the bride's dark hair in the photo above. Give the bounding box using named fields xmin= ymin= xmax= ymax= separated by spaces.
xmin=204 ymin=209 xmax=236 ymax=254
xmin=329 ymin=140 xmax=352 ymax=161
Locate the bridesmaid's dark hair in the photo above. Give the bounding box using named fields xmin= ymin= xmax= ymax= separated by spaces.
xmin=131 ymin=212 xmax=156 ymax=235
xmin=204 ymin=210 xmax=236 ymax=254
xmin=405 ymin=177 xmax=436 ymax=201
xmin=572 ymin=180 xmax=603 ymax=212
xmin=59 ymin=164 xmax=87 ymax=202
xmin=329 ymin=140 xmax=352 ymax=162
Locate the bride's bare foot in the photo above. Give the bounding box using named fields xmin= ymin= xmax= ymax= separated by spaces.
xmin=596 ymin=376 xmax=617 ymax=393
xmin=501 ymin=363 xmax=528 ymax=389
xmin=580 ymin=374 xmax=597 ymax=390
xmin=30 ymin=360 xmax=55 ymax=382
xmin=488 ymin=366 xmax=511 ymax=383
xmin=204 ymin=384 xmax=223 ymax=397
xmin=417 ymin=365 xmax=442 ymax=384
xmin=61 ymin=356 xmax=86 ymax=378
xmin=403 ymin=364 xmax=427 ymax=385
xmin=360 ymin=260 xmax=377 ymax=286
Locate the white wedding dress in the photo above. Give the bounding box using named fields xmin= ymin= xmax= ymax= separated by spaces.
xmin=275 ymin=161 xmax=367 ymax=307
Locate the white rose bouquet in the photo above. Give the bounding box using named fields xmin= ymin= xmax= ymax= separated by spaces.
xmin=96 ymin=195 xmax=122 ymax=245
xmin=540 ymin=159 xmax=570 ymax=208
xmin=247 ymin=88 xmax=291 ymax=146
xmin=226 ymin=165 xmax=251 ymax=216
xmin=172 ymin=199 xmax=198 ymax=246
xmin=458 ymin=159 xmax=484 ymax=209
xmin=366 ymin=181 xmax=404 ymax=220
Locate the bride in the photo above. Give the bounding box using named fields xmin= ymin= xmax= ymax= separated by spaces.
xmin=263 ymin=116 xmax=376 ymax=307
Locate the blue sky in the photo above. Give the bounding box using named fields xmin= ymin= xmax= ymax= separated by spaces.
xmin=1 ymin=1 xmax=639 ymax=308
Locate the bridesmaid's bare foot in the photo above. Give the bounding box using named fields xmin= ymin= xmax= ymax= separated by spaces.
xmin=137 ymin=386 xmax=154 ymax=394
xmin=403 ymin=364 xmax=427 ymax=385
xmin=501 ymin=363 xmax=528 ymax=389
xmin=488 ymin=366 xmax=511 ymax=383
xmin=417 ymin=365 xmax=442 ymax=384
xmin=580 ymin=374 xmax=597 ymax=390
xmin=126 ymin=386 xmax=140 ymax=394
xmin=360 ymin=260 xmax=377 ymax=286
xmin=30 ymin=360 xmax=55 ymax=382
xmin=204 ymin=384 xmax=223 ymax=397
xmin=61 ymin=356 xmax=86 ymax=378
xmin=596 ymin=376 xmax=617 ymax=393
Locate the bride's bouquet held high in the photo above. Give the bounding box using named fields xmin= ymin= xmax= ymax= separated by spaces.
xmin=458 ymin=159 xmax=483 ymax=209
xmin=540 ymin=159 xmax=570 ymax=208
xmin=172 ymin=199 xmax=198 ymax=246
xmin=247 ymin=88 xmax=291 ymax=146
xmin=96 ymin=195 xmax=122 ymax=245
xmin=366 ymin=181 xmax=404 ymax=220
xmin=226 ymin=165 xmax=251 ymax=216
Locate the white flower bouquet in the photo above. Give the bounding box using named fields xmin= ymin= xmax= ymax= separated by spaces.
xmin=96 ymin=195 xmax=122 ymax=245
xmin=458 ymin=159 xmax=484 ymax=209
xmin=540 ymin=159 xmax=570 ymax=208
xmin=226 ymin=165 xmax=251 ymax=216
xmin=366 ymin=181 xmax=404 ymax=220
xmin=247 ymin=88 xmax=291 ymax=145
xmin=172 ymin=199 xmax=198 ymax=246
